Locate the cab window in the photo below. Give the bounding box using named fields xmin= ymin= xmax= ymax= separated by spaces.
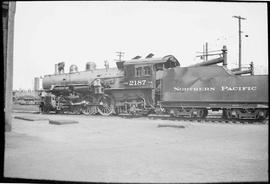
xmin=135 ymin=67 xmax=142 ymax=77
xmin=155 ymin=63 xmax=164 ymax=71
xmin=124 ymin=65 xmax=135 ymax=77
xmin=144 ymin=66 xmax=151 ymax=75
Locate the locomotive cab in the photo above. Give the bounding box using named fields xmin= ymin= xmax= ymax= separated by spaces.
xmin=122 ymin=55 xmax=180 ymax=108
xmin=123 ymin=55 xmax=179 ymax=88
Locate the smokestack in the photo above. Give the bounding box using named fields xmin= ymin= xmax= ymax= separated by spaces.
xmin=86 ymin=62 xmax=96 ymax=72
xmin=34 ymin=77 xmax=40 ymax=91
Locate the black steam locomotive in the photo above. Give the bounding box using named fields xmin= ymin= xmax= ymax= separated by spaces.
xmin=40 ymin=46 xmax=268 ymax=121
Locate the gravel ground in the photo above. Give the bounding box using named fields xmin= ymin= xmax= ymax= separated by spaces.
xmin=12 ymin=104 xmax=39 ymax=112
xmin=4 ymin=113 xmax=268 ymax=183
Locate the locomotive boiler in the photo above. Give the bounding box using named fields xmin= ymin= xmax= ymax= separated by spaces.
xmin=41 ymin=62 xmax=123 ymax=115
xmin=40 ymin=46 xmax=268 ymax=121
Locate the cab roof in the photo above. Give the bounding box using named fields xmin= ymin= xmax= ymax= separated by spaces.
xmin=123 ymin=55 xmax=180 ymax=66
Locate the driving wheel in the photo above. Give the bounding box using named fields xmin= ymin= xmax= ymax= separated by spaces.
xmin=97 ymin=94 xmax=115 ymax=116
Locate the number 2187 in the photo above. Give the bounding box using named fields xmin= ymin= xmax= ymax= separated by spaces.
xmin=129 ymin=80 xmax=146 ymax=86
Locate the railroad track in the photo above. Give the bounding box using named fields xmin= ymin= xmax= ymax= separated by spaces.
xmin=118 ymin=114 xmax=269 ymax=125
xmin=32 ymin=111 xmax=268 ymax=124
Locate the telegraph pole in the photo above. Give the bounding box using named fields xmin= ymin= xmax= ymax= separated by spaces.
xmin=199 ymin=42 xmax=208 ymax=62
xmin=115 ymin=51 xmax=125 ymax=62
xmin=233 ymin=15 xmax=246 ymax=70
xmin=205 ymin=42 xmax=208 ymax=62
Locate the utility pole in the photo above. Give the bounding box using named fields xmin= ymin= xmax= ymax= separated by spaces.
xmin=233 ymin=15 xmax=246 ymax=70
xmin=199 ymin=42 xmax=208 ymax=62
xmin=202 ymin=44 xmax=205 ymax=61
xmin=115 ymin=51 xmax=125 ymax=62
xmin=205 ymin=42 xmax=208 ymax=62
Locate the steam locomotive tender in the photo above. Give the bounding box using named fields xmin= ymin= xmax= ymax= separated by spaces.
xmin=41 ymin=52 xmax=268 ymax=121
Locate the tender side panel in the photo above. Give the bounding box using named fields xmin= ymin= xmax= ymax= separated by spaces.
xmin=161 ymin=66 xmax=268 ymax=105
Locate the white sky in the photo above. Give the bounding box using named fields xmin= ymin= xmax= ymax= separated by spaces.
xmin=13 ymin=1 xmax=268 ymax=90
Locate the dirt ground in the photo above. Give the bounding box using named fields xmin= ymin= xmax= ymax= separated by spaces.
xmin=4 ymin=112 xmax=268 ymax=183
xmin=12 ymin=104 xmax=39 ymax=112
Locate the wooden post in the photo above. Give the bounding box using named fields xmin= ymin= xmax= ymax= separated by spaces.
xmin=3 ymin=2 xmax=16 ymax=132
xmin=222 ymin=45 xmax=227 ymax=67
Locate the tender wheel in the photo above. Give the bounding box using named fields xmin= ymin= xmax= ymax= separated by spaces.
xmin=222 ymin=109 xmax=234 ymax=119
xmin=222 ymin=110 xmax=228 ymax=119
xmin=97 ymin=94 xmax=115 ymax=116
xmin=256 ymin=109 xmax=267 ymax=122
xmin=198 ymin=109 xmax=208 ymax=118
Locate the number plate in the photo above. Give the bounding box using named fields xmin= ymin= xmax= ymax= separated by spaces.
xmin=128 ymin=80 xmax=147 ymax=86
